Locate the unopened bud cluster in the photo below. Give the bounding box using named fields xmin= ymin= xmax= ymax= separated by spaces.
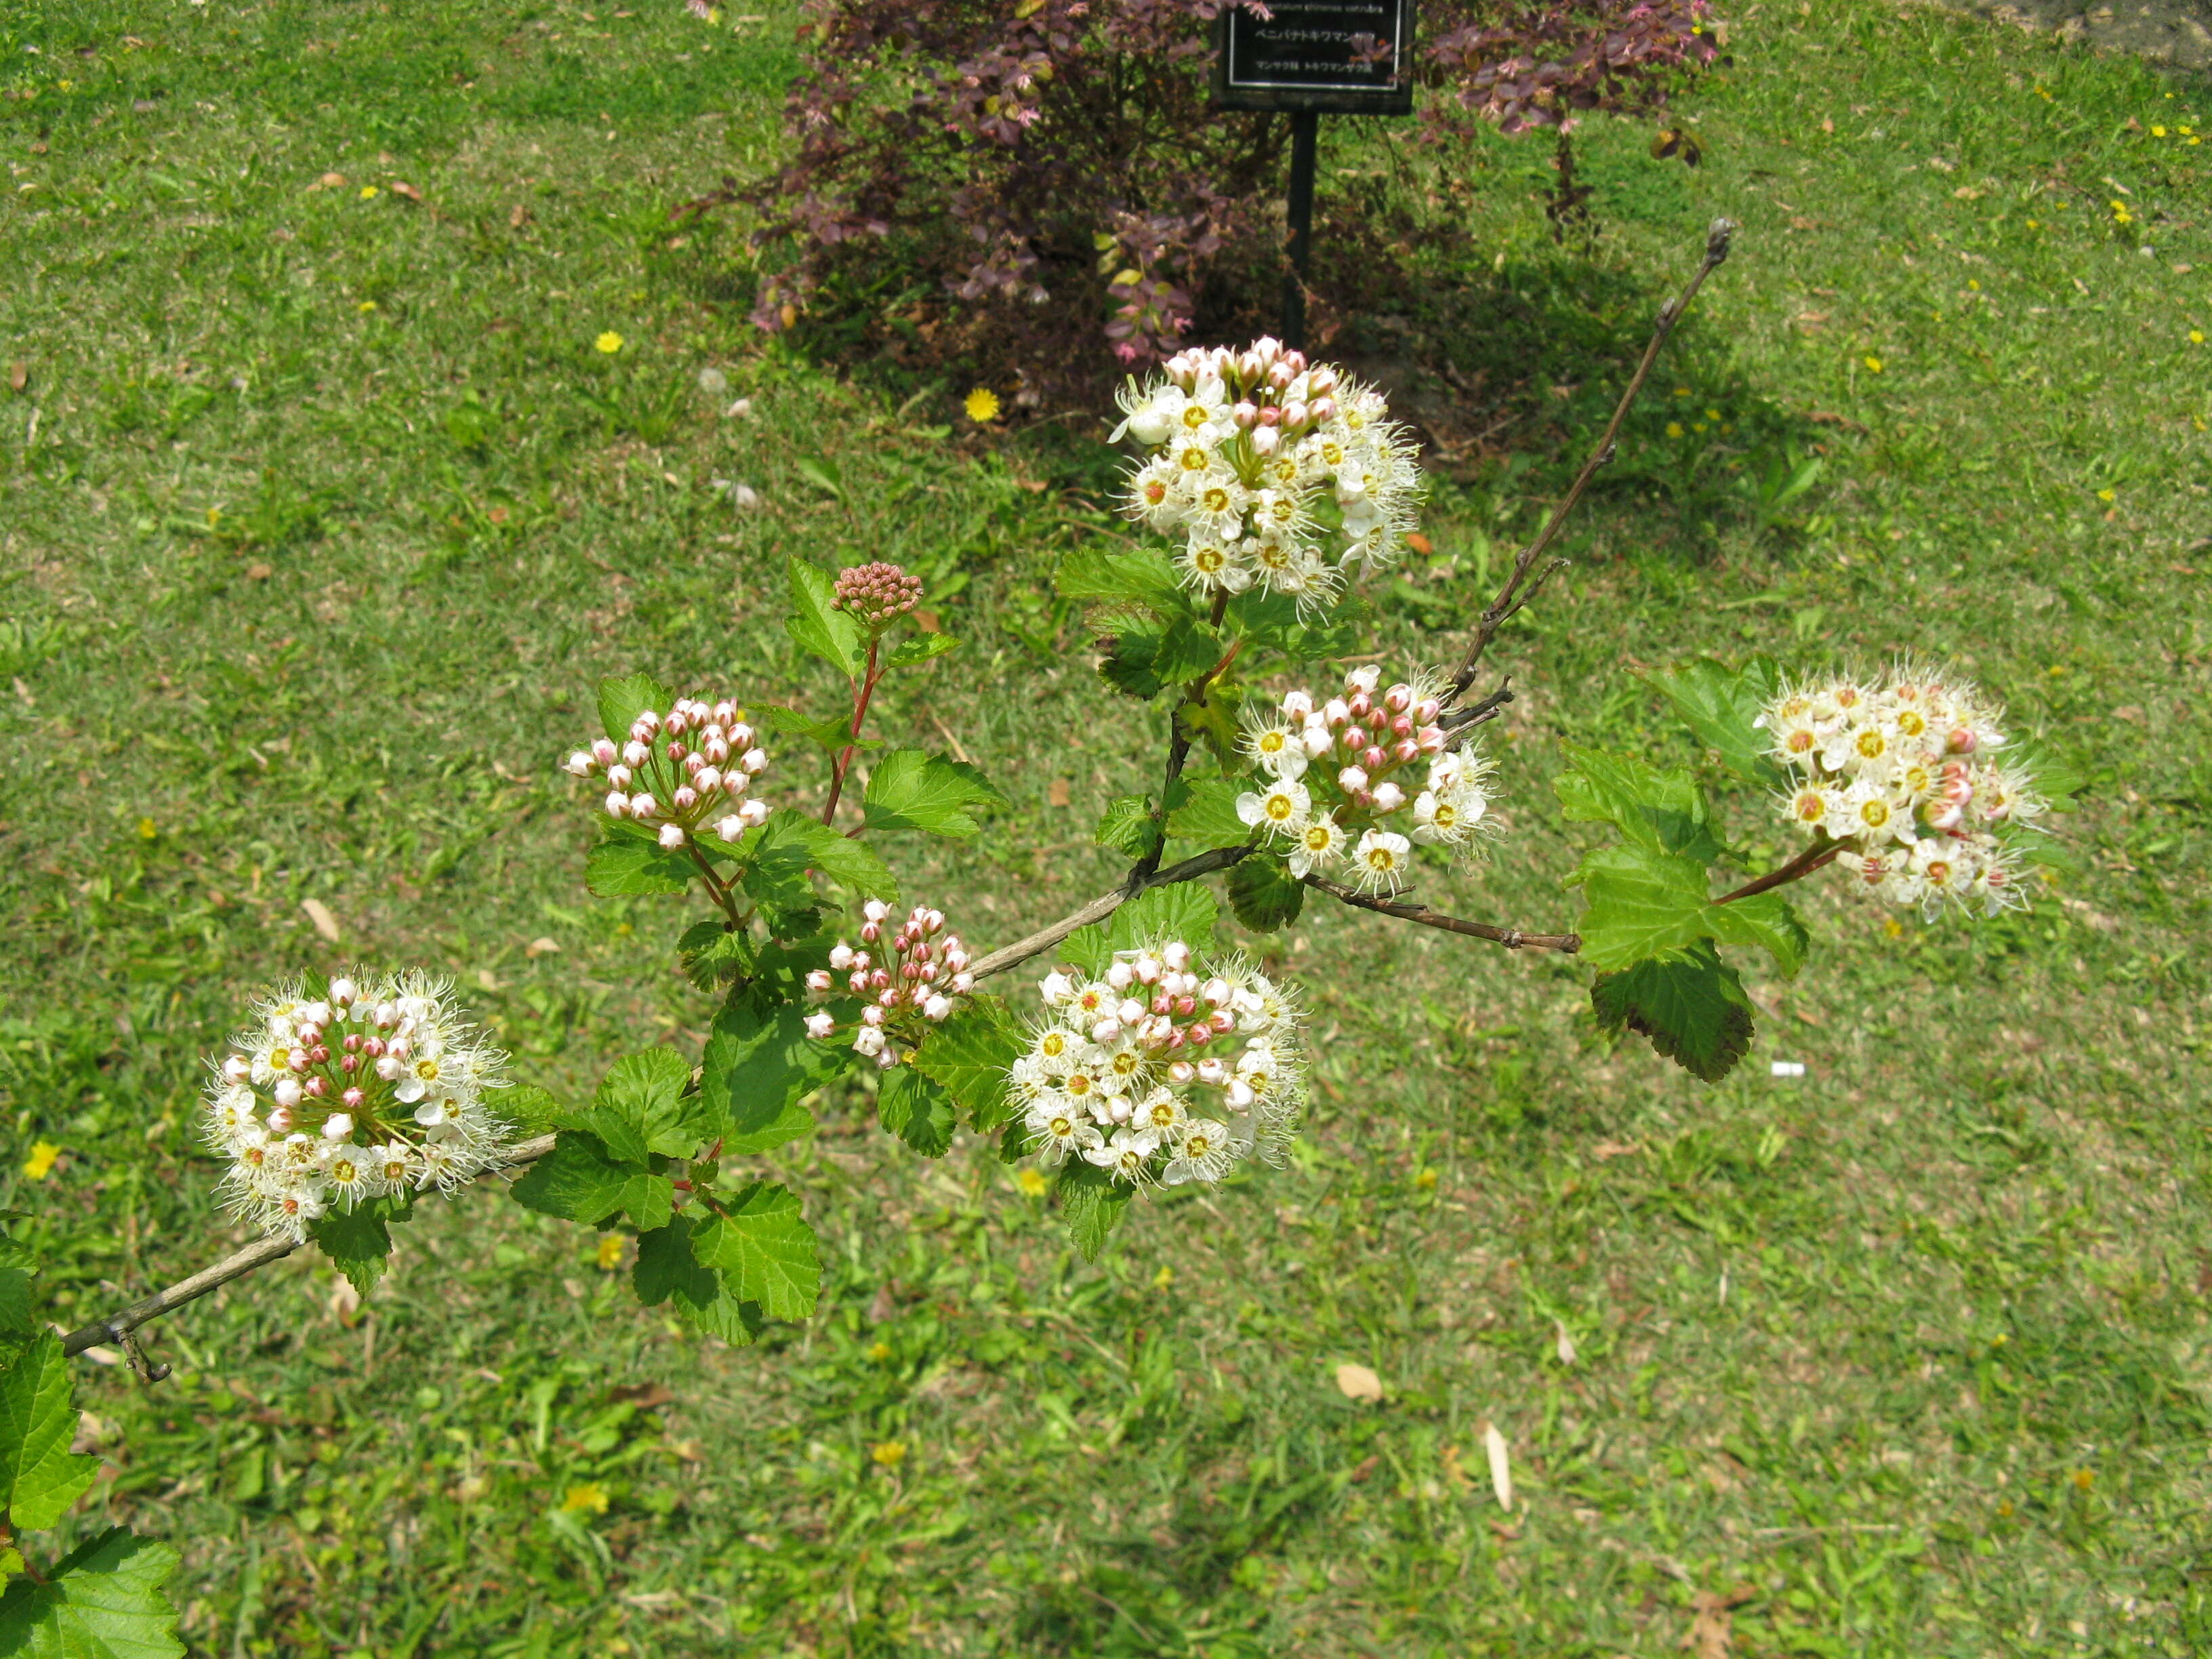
xmin=565 ymin=695 xmax=772 ymax=852
xmin=1761 ymin=665 xmax=2045 ymax=920
xmin=1237 ymin=663 xmax=1494 ymax=895
xmin=1114 ymin=336 xmax=1423 ymax=614
xmin=201 ymin=972 xmax=515 ymax=1240
xmin=1011 ymin=939 xmax=1307 ymax=1189
xmin=804 ymin=901 xmax=975 ymax=1067
xmin=833 ymin=562 xmax=923 ymax=631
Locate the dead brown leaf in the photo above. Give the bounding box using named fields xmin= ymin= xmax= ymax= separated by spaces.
xmin=1681 ymin=1586 xmax=1757 ymax=1659
xmin=314 ymin=171 xmax=347 ymax=190
xmin=245 ymin=562 xmax=273 ymax=581
xmin=7 ymin=363 xmax=24 ymax=393
xmin=1048 ymin=777 xmax=1072 ymax=807
xmin=524 ymin=936 xmax=562 ymax=958
xmin=388 ymin=180 xmax=424 ymax=203
xmin=301 ymin=898 xmax=342 ymax=942
xmin=1591 ymin=1141 xmax=1642 ymax=1160
xmin=1333 ymin=1362 xmax=1383 ymax=1402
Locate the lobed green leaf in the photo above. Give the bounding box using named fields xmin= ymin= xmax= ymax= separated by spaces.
xmin=693 ymin=1183 xmax=821 ymax=1321
xmin=700 ymin=1003 xmax=853 ymax=1156
xmin=0 ymin=1332 xmax=100 ymax=1532
xmin=1093 ymin=794 xmax=1161 ymax=860
xmin=911 ymin=998 xmax=1027 ymax=1132
xmin=0 ymin=1528 xmax=184 ymax=1659
xmin=596 ymin=671 xmax=675 ymax=747
xmin=862 ymin=750 xmax=1006 ymax=840
xmin=785 ymin=557 xmax=865 ymax=678
xmin=1226 ymin=851 xmax=1305 ymax=933
xmin=1591 ymin=941 xmax=1757 ymax=1084
xmin=583 ymin=820 xmax=695 ymax=898
xmin=1647 ymin=656 xmax=1786 ymax=786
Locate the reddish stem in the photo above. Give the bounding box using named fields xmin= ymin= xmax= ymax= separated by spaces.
xmin=1713 ymin=838 xmax=1841 ymax=905
xmin=821 ymin=638 xmax=882 ymax=827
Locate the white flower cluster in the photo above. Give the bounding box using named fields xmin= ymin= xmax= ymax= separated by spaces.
xmin=1236 ymin=663 xmax=1494 ymax=895
xmin=1761 ymin=665 xmax=2045 ymax=920
xmin=565 ymin=695 xmax=771 ymax=852
xmin=1115 ymin=335 xmax=1423 ymax=613
xmin=1011 ymin=939 xmax=1307 ymax=1189
xmin=804 ymin=901 xmax=976 ymax=1067
xmin=201 ymin=973 xmax=516 ymax=1241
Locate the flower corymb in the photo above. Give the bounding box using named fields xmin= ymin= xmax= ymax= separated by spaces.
xmin=804 ymin=901 xmax=975 ymax=1067
xmin=1760 ymin=664 xmax=2046 ymax=920
xmin=1114 ymin=336 xmax=1423 ymax=613
xmin=1010 ymin=939 xmax=1307 ymax=1190
xmin=565 ymin=695 xmax=772 ymax=852
xmin=202 ymin=972 xmax=516 ymax=1240
xmin=1237 ymin=663 xmax=1496 ymax=893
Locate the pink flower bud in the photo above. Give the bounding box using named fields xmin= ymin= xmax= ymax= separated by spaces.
xmin=1324 ymin=698 xmax=1349 ymax=726
xmin=591 ymin=739 xmax=617 ymax=767
xmin=673 ymin=787 xmax=699 ymax=813
xmin=607 ymin=764 xmax=633 ymax=789
xmin=861 ymin=922 xmax=880 ymax=943
xmin=1210 ymin=1008 xmax=1234 ymax=1033
xmin=1185 ymin=1022 xmax=1212 ymax=1046
xmin=1282 ymin=689 xmax=1313 ymax=718
xmin=224 ymin=1054 xmax=251 ymax=1084
xmin=634 ymin=710 xmax=661 ymax=737
xmin=1373 ymin=782 xmax=1406 ymax=812
xmin=1344 ymin=725 xmax=1368 ymax=750
xmin=951 ymin=972 xmax=975 ymax=994
xmin=713 ymin=815 xmax=742 ymax=841
xmin=1338 ymin=765 xmax=1368 ymax=792
xmin=658 ymin=823 xmax=687 ymax=851
xmin=1393 ymin=739 xmax=1420 ymax=764
xmin=741 ymin=748 xmax=769 ymax=775
xmin=566 ymin=751 xmax=596 ymax=777
xmin=922 ymin=994 xmax=952 ymax=1021
xmin=859 ymin=1004 xmax=885 ymax=1027
xmin=1282 ymin=401 xmax=1308 ymax=429
xmin=1233 ymin=401 xmax=1258 ymax=429
xmin=274 ymin=1078 xmax=303 ymax=1109
xmin=1363 ymin=745 xmax=1387 ymax=771
xmin=1250 ymin=426 xmax=1279 ymax=457
xmin=1417 ymin=726 xmax=1445 ymax=755
xmin=1348 ymin=691 xmax=1372 ymax=720
xmin=1168 ymin=1061 xmax=1196 ymax=1084
xmin=623 ymin=740 xmax=650 ymax=767
xmin=871 ymin=970 xmax=890 ymax=991
xmin=712 ymin=699 xmax=736 ymax=724
xmin=267 ymin=1105 xmax=293 ymax=1134
xmin=605 ymin=787 xmax=634 ymax=817
xmin=737 ymin=799 xmax=771 ymax=828
xmin=1310 ymin=396 xmax=1336 ymax=424
xmin=341 ymin=1086 xmax=365 ymax=1111
xmin=304 ymin=1075 xmax=329 ymax=1098
xmin=665 ymin=739 xmax=688 ymax=763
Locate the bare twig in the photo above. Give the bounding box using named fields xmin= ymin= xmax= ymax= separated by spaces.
xmin=1302 ymin=873 xmax=1580 ymax=953
xmin=1447 ymin=218 xmax=1737 ymax=701
xmin=60 ymin=1132 xmax=558 ymax=1361
xmin=968 ymin=843 xmax=1256 ymax=982
xmin=1440 ymin=676 xmax=1516 ymax=739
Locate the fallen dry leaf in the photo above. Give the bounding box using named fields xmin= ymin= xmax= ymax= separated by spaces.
xmin=510 ymin=203 xmax=531 ymax=229
xmin=300 ymin=898 xmax=341 ymax=942
xmin=316 ymin=171 xmax=347 ymax=190
xmin=244 ymin=562 xmax=273 ymax=581
xmin=1404 ymin=531 xmax=1433 ymax=556
xmin=1483 ymin=1420 xmax=1513 ymax=1509
xmin=388 ymin=181 xmax=423 ymax=202
xmin=1334 ymin=1362 xmax=1383 ymax=1403
xmin=911 ymin=608 xmax=941 ymax=634
xmin=525 ymin=936 xmax=562 ymax=958
xmin=1591 ymin=1141 xmax=1642 ymax=1160
xmin=1047 ymin=777 xmax=1072 ymax=807
xmin=1681 ymin=1586 xmax=1757 ymax=1659
xmin=329 ymin=1276 xmax=363 ymax=1324
xmin=7 ymin=363 xmax=25 ymax=393
xmin=1554 ymin=1319 xmax=1578 ymax=1366
xmin=476 ymin=968 xmax=503 ymax=991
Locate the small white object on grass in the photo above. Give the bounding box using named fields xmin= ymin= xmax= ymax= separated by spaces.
xmin=725 ymin=396 xmax=753 ymax=419
xmin=697 ymin=367 xmax=729 ymax=396
xmin=1333 ymin=1362 xmax=1383 ymax=1403
xmin=1769 ymin=1060 xmax=1806 ymax=1078
xmin=1481 ymin=1420 xmax=1513 ymax=1510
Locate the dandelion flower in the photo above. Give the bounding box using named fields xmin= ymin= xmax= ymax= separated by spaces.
xmin=964 ymin=386 xmax=1002 ymax=423
xmin=359 ymin=184 xmax=380 ymax=201
xmin=21 ymin=1141 xmax=60 ymax=1181
xmin=1864 ymin=355 xmax=1884 ymax=373
xmin=595 ymin=331 xmax=624 ymax=354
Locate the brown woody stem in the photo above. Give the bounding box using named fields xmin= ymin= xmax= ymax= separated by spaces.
xmin=821 ymin=637 xmax=883 ymax=827
xmin=1448 ymin=218 xmax=1737 ymax=700
xmin=1714 ymin=838 xmax=1840 ymax=905
xmin=1302 ymin=873 xmax=1581 ymax=953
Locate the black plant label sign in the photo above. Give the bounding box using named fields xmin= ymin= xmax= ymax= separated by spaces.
xmin=1216 ymin=0 xmax=1416 ymax=114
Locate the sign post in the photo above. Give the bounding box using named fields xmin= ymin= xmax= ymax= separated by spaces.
xmin=1214 ymin=1 xmax=1416 ymax=350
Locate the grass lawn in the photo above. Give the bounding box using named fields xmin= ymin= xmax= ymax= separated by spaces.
xmin=3 ymin=0 xmax=2210 ymax=1653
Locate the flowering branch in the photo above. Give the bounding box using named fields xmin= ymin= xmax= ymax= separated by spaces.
xmin=1132 ymin=589 xmax=1235 ymax=881
xmin=1301 ymin=873 xmax=1582 ymax=953
xmin=968 ymin=844 xmax=1256 ymax=983
xmin=1447 ymin=217 xmax=1736 ymax=701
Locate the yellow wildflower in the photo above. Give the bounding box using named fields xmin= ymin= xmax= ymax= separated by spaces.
xmin=871 ymin=1440 xmax=907 ymax=1469
xmin=963 ymin=386 xmax=1002 ymax=423
xmin=21 ymin=1141 xmax=60 ymax=1181
xmin=594 ymin=1234 xmax=626 ymax=1270
xmin=359 ymin=184 xmax=380 ymax=201
xmin=2190 ymin=330 xmax=2206 ymax=346
xmin=357 ymin=301 xmax=377 ymax=314
xmin=137 ymin=817 xmax=157 ymax=840
xmin=560 ymin=1483 xmax=611 ymax=1515
xmin=595 ymin=331 xmax=624 ymax=354
xmin=1015 ymin=1166 xmax=1047 ymax=1197
xmin=1666 ymin=421 xmax=1685 ymax=438
xmin=2096 ymin=488 xmax=2116 ymax=503
xmin=1864 ymin=355 xmax=1884 ymax=373
xmin=2152 ymin=125 xmax=2168 ymax=138
xmin=1152 ymin=1265 xmax=1174 ymax=1289
xmin=867 ymin=1340 xmax=893 ymax=1362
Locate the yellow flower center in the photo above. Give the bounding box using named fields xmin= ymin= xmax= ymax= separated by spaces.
xmin=1187 ymin=1133 xmax=1212 ymax=1158
xmin=1860 ymin=799 xmax=1891 ymax=828
xmin=1265 ymin=794 xmax=1294 ymax=821
xmin=1788 ymin=729 xmax=1816 ymax=754
xmin=415 ymin=1058 xmax=441 ymax=1081
xmin=1041 ymin=1032 xmax=1065 ymax=1057
xmin=1796 ymin=792 xmax=1825 ymax=821
xmin=1067 ymin=1073 xmax=1092 ymax=1097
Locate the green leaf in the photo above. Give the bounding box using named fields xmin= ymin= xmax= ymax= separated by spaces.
xmin=0 ymin=1271 xmax=32 ymax=1338
xmin=2007 ymin=736 xmax=2086 ymax=808
xmin=1094 ymin=794 xmax=1161 ymax=859
xmin=744 ymin=808 xmax=897 ymax=905
xmin=1704 ymin=890 xmax=1810 ymax=977
xmin=306 ymin=1193 xmax=413 ymax=1298
xmin=554 ymin=1047 xmax=709 ymax=1162
xmin=1056 ymin=1160 xmax=1132 ymax=1261
xmin=757 ymin=703 xmax=876 ymax=756
xmin=1163 ymin=776 xmax=1250 ymax=852
xmin=1097 ymin=623 xmax=1168 ymax=700
xmin=1554 ymin=744 xmax=1725 ymax=863
xmin=1054 ymin=545 xmax=1186 ymax=614
xmin=1109 ymin=880 xmax=1218 ymax=956
xmin=0 ymin=1528 xmax=183 ymax=1658
xmin=785 ymin=556 xmax=864 ymax=678
xmin=0 ymin=1333 xmax=101 ymax=1533
xmin=877 ymin=1065 xmax=958 ymax=1157
xmin=1647 ymin=657 xmax=1786 ymax=785
xmin=701 ymin=1003 xmax=853 ymax=1155
xmin=887 ymin=632 xmax=958 ymax=668
xmin=508 ymin=1133 xmax=672 ymax=1231
xmin=584 ymin=820 xmax=695 ymax=898
xmin=1221 ymin=589 xmax=1358 ymax=661
xmin=1591 ymin=942 xmax=1756 ymax=1083
xmin=1226 ymin=852 xmax=1305 ymax=933
xmin=692 ymin=1182 xmax=820 ymax=1319
xmin=596 ymin=672 xmax=674 ymax=747
xmin=495 ymin=1084 xmax=561 ymax=1133
xmin=632 ymin=1216 xmax=764 ymax=1345
xmin=862 ymin=750 xmax=1006 ymax=840
xmin=1571 ymin=842 xmax=1711 ymax=971
xmin=912 ymin=998 xmax=1026 ymax=1132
